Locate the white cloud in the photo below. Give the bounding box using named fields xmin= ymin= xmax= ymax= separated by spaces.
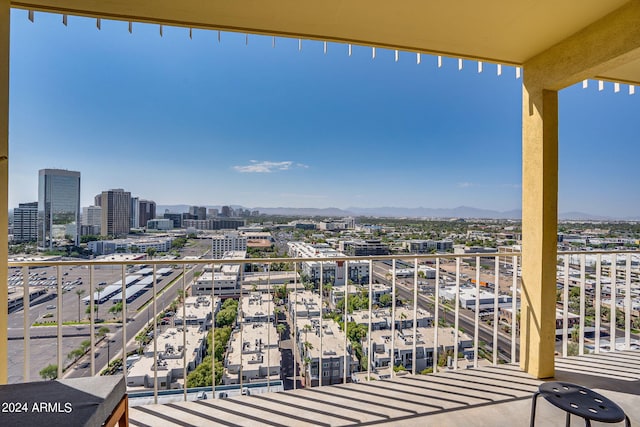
xmin=233 ymin=160 xmax=295 ymax=173
xmin=457 ymin=182 xmax=474 ymax=188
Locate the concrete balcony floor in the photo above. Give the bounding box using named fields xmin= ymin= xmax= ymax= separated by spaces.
xmin=129 ymin=351 xmax=639 ymax=426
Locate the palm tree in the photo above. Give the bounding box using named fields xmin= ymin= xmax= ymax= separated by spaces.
xmin=276 ymin=323 xmax=286 ymax=343
xmin=75 ymin=289 xmax=85 ymax=322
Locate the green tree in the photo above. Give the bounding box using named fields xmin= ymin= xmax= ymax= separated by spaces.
xmin=39 ymin=364 xmax=58 ymax=380
xmin=146 ymin=247 xmax=157 ymax=258
xmin=216 ymin=309 xmax=236 ymax=327
xmin=378 ymin=293 xmax=393 ymax=307
xmin=109 ymin=302 xmax=123 ymax=319
xmin=186 ymin=356 xmax=223 ymax=387
xmin=97 ymin=326 xmax=110 ymax=337
xmin=67 ymin=348 xmax=84 ymax=361
xmin=276 ymin=323 xmax=286 ymax=342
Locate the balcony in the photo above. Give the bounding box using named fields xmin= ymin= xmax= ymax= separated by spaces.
xmin=4 ymin=250 xmax=640 ymax=425
xmin=126 ymin=351 xmax=640 ymax=426
xmin=2 ymin=2 xmax=640 ymax=426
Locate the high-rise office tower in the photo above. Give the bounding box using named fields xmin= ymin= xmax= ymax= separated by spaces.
xmin=13 ymin=202 xmax=38 ymax=243
xmin=38 ymin=169 xmax=81 ymax=248
xmin=130 ymin=197 xmax=140 ymax=229
xmin=189 ymin=206 xmax=207 ymax=220
xmin=101 ymin=189 xmax=131 ymax=237
xmin=139 ymin=200 xmax=156 ymax=228
xmin=221 ymin=205 xmax=231 ymax=217
xmin=81 ymin=205 xmax=102 ymax=235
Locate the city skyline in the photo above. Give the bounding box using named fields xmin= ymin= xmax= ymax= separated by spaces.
xmin=8 ymin=11 xmax=640 ymax=217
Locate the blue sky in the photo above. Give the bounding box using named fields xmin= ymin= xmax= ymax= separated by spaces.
xmin=8 ymin=11 xmax=640 ymax=217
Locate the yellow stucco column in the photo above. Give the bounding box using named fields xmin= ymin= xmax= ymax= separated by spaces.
xmin=0 ymin=0 xmax=9 ymax=384
xmin=520 ymin=75 xmax=558 ymax=379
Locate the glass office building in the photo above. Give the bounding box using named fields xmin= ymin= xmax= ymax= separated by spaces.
xmin=38 ymin=169 xmax=81 ymax=249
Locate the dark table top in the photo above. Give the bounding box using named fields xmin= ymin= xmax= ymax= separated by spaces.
xmin=538 ymin=381 xmax=627 ymax=423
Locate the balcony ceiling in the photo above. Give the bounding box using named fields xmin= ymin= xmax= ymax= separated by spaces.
xmin=10 ymin=0 xmax=640 ymax=86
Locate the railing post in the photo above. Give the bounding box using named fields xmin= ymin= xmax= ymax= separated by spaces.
xmin=368 ymin=260 xmax=373 ymax=380
xmin=57 ymin=265 xmax=63 ymax=379
xmin=579 ymin=254 xmax=586 ymax=355
xmin=121 ymin=264 xmax=128 ymax=387
xmin=492 ymin=257 xmax=499 ymax=366
xmin=0 ymin=0 xmax=9 ymax=386
xmin=412 ymin=258 xmax=418 ymax=375
xmin=293 ymin=262 xmax=298 ymax=391
xmin=453 ymin=257 xmax=460 ymax=370
xmin=511 ymin=256 xmax=518 ymax=364
xmin=610 ymin=255 xmax=617 ymax=350
xmin=433 ymin=258 xmax=440 ymax=372
xmin=473 ymin=257 xmax=480 ymax=368
xmin=152 ymin=264 xmax=158 ymax=403
xmin=594 ymin=254 xmax=602 ymax=354
xmin=625 ymin=253 xmax=631 ymax=350
xmin=391 ymin=259 xmax=397 ymax=376
xmin=22 ymin=266 xmax=29 ymax=382
xmin=343 ymin=260 xmax=349 ymax=384
xmin=319 ymin=261 xmax=323 ymax=387
xmin=562 ymin=254 xmax=569 ymax=357
xmin=89 ymin=265 xmax=95 ymax=376
xmin=182 ymin=264 xmax=187 ymax=402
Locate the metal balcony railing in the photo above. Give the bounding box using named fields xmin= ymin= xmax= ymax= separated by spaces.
xmin=6 ymin=249 xmax=639 ymax=406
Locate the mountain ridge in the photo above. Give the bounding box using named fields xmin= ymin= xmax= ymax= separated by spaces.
xmin=155 ymin=205 xmax=636 ymax=220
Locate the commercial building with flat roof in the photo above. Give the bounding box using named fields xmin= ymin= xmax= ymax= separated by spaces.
xmin=295 ymin=317 xmax=358 ymax=387
xmin=223 ymin=322 xmax=280 ymax=385
xmin=38 ymin=168 xmax=81 ymax=248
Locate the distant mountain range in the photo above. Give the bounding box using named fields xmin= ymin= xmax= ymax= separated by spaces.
xmin=156 ymin=204 xmax=637 ymax=221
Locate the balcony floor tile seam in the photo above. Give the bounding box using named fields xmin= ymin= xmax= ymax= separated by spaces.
xmin=352 ymin=380 xmax=497 ymax=407
xmin=554 ymin=367 xmax=640 ymax=382
xmin=561 ymin=351 xmax=640 ymax=362
xmin=430 ymin=370 xmax=540 ymax=385
xmin=300 ymin=387 xmax=420 ymax=415
xmin=192 ymin=400 xmax=294 ymax=427
xmin=128 ymin=417 xmax=155 ymax=427
xmin=469 ymin=368 xmax=542 ymax=383
xmin=132 ymin=404 xmax=194 ymax=427
xmin=165 ymin=402 xmax=244 ymax=427
xmin=398 ymin=374 xmax=537 ymax=396
xmin=308 ymin=384 xmax=448 ymax=412
xmin=558 ymin=355 xmax=640 ymax=368
xmin=373 ymin=377 xmax=516 ymax=401
xmin=345 ymin=394 xmax=535 ymax=427
xmin=240 ymin=395 xmax=364 ymax=425
xmin=431 ymin=368 xmax=543 ymax=388
xmin=555 ymin=360 xmax=640 ymax=376
xmin=304 ymin=386 xmax=443 ymax=411
xmin=252 ymin=392 xmax=394 ymax=420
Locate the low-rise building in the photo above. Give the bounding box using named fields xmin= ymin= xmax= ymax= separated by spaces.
xmin=440 ymin=286 xmax=513 ymax=312
xmin=223 ymin=322 xmax=281 ymax=385
xmin=295 ymin=318 xmax=358 ymax=387
xmin=127 ymin=326 xmax=208 ymax=390
xmin=366 ymin=326 xmax=473 ymax=373
xmin=191 ymin=251 xmax=245 ymax=296
xmin=287 ymin=242 xmax=369 ymax=286
xmin=288 ymin=290 xmax=321 ymax=318
xmin=242 ymin=293 xmax=275 ymax=323
xmin=174 ymin=296 xmax=219 ymax=329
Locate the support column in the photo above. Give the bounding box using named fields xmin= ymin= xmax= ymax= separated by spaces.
xmin=0 ymin=0 xmax=9 ymax=384
xmin=520 ymin=75 xmax=558 ymax=379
